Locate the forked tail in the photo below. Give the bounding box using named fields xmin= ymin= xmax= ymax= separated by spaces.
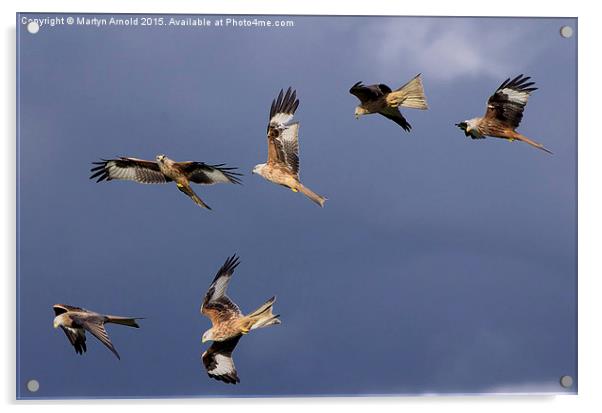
xmin=298 ymin=184 xmax=327 ymax=208
xmin=386 ymin=73 xmax=428 ymax=110
xmin=248 ymin=296 xmax=281 ymax=330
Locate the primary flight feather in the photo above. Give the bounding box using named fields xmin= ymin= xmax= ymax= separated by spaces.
xmin=53 ymin=304 xmax=142 ymax=360
xmin=200 ymin=255 xmax=281 ymax=384
xmin=349 ymin=73 xmax=428 ymax=132
xmin=90 ymin=155 xmax=242 ymax=210
xmin=455 ymin=74 xmax=552 ymax=154
xmin=252 ymin=88 xmax=327 ymax=207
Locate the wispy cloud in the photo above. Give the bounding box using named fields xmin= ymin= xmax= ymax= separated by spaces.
xmin=357 ymin=18 xmax=549 ymax=82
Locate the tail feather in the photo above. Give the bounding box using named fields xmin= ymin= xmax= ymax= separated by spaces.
xmin=298 ymin=184 xmax=327 ymax=208
xmin=386 ymin=74 xmax=428 ymax=110
xmin=247 ymin=296 xmax=276 ymax=318
xmin=106 ymin=316 xmax=142 ymax=328
xmin=177 ymin=183 xmax=212 ymax=210
xmin=253 ymin=314 xmax=281 ymax=329
xmin=515 ymin=134 xmax=553 ymax=154
xmin=247 ymin=296 xmax=281 ymax=330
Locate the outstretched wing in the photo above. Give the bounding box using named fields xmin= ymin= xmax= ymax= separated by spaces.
xmin=202 ymin=335 xmax=242 ymax=384
xmin=349 ymin=82 xmax=390 ymax=103
xmin=72 ymin=315 xmax=121 ymax=360
xmin=178 ymin=162 xmax=242 ymax=185
xmin=201 ymin=255 xmax=243 ymax=326
xmin=484 ymin=74 xmax=537 ymax=129
xmin=266 ymin=88 xmax=300 ymax=174
xmin=60 ymin=326 xmax=87 ymax=355
xmin=271 ymin=122 xmax=300 ymax=175
xmin=90 ymin=157 xmax=171 ymax=184
xmin=378 ymin=107 xmax=412 ymax=132
xmin=53 ymin=304 xmax=85 ymax=316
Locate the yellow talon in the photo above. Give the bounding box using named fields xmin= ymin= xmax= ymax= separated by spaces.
xmin=177 ymin=183 xmax=183 ymax=188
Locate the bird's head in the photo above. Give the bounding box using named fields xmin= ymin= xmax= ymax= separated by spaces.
xmin=155 ymin=154 xmax=167 ymax=163
xmin=354 ymin=106 xmax=368 ymax=119
xmin=252 ymin=163 xmax=265 ymax=176
xmin=53 ymin=317 xmax=60 ymax=329
xmin=455 ymin=121 xmax=471 ymax=137
xmin=201 ymin=329 xmax=213 ymax=343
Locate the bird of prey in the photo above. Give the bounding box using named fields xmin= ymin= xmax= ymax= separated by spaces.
xmin=200 ymin=255 xmax=281 ymax=384
xmin=349 ymin=73 xmax=428 ymax=131
xmin=90 ymin=155 xmax=242 ymax=210
xmin=455 ymin=74 xmax=552 ymax=154
xmin=52 ymin=304 xmax=142 ymax=360
xmin=252 ymin=88 xmax=327 ymax=207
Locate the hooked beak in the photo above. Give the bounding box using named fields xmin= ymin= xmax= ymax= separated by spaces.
xmin=455 ymin=123 xmax=470 ymax=136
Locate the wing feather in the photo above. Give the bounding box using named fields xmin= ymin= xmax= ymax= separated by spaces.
xmin=270 ymin=122 xmax=299 ymax=175
xmin=266 ymin=88 xmax=300 ymax=173
xmin=201 ymin=255 xmax=243 ymax=326
xmin=53 ymin=303 xmax=85 ymax=316
xmin=349 ymin=82 xmax=388 ymax=103
xmin=268 ymin=87 xmax=299 ymax=128
xmin=201 ymin=335 xmax=242 ymax=384
xmin=74 ymin=316 xmax=121 ymax=360
xmin=280 ymin=122 xmax=300 ymax=174
xmin=60 ymin=326 xmax=87 ymax=355
xmin=178 ymin=162 xmax=242 ymax=185
xmin=90 ymin=157 xmax=170 ymax=184
xmin=378 ymin=108 xmax=412 ymax=132
xmin=484 ymin=74 xmax=537 ymax=129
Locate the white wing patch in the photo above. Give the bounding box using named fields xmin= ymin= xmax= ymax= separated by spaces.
xmin=65 ymin=326 xmax=82 ymax=336
xmin=200 ymin=169 xmax=232 ymax=185
xmin=209 ymin=273 xmax=231 ymax=301
xmin=106 ymin=162 xmax=168 ymax=184
xmin=278 ymin=122 xmax=300 ymax=174
xmin=209 ymin=353 xmax=236 ymax=376
xmin=270 ymin=112 xmax=295 ymax=127
xmin=280 ymin=122 xmax=299 ymax=145
xmin=500 ymin=88 xmax=530 ymax=105
xmin=106 ymin=162 xmax=137 ymax=180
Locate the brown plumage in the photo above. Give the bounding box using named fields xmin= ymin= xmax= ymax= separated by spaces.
xmin=200 ymin=255 xmax=280 ymax=384
xmin=252 ymin=88 xmax=327 ymax=207
xmin=349 ymin=73 xmax=428 ymax=132
xmin=90 ymin=155 xmax=242 ymax=210
xmin=52 ymin=304 xmax=142 ymax=360
xmin=455 ymin=74 xmax=552 ymax=154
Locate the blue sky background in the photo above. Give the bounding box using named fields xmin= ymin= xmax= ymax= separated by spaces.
xmin=17 ymin=14 xmax=577 ymax=398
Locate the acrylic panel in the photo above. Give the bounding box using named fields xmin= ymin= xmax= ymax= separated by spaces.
xmin=16 ymin=13 xmax=577 ymax=399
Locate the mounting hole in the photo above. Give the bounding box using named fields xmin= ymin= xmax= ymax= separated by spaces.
xmin=560 ymin=375 xmax=573 ymax=388
xmin=26 ymin=379 xmax=40 ymax=392
xmin=560 ymin=26 xmax=573 ymax=38
xmin=27 ymin=21 xmax=40 ymax=34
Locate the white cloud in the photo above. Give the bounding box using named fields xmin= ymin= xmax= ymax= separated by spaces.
xmin=357 ymin=18 xmax=547 ymax=82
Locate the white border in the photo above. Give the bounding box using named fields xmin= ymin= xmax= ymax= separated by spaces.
xmin=3 ymin=1 xmax=600 ymax=412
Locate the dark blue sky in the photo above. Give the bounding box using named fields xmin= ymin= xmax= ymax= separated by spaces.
xmin=17 ymin=14 xmax=577 ymax=398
